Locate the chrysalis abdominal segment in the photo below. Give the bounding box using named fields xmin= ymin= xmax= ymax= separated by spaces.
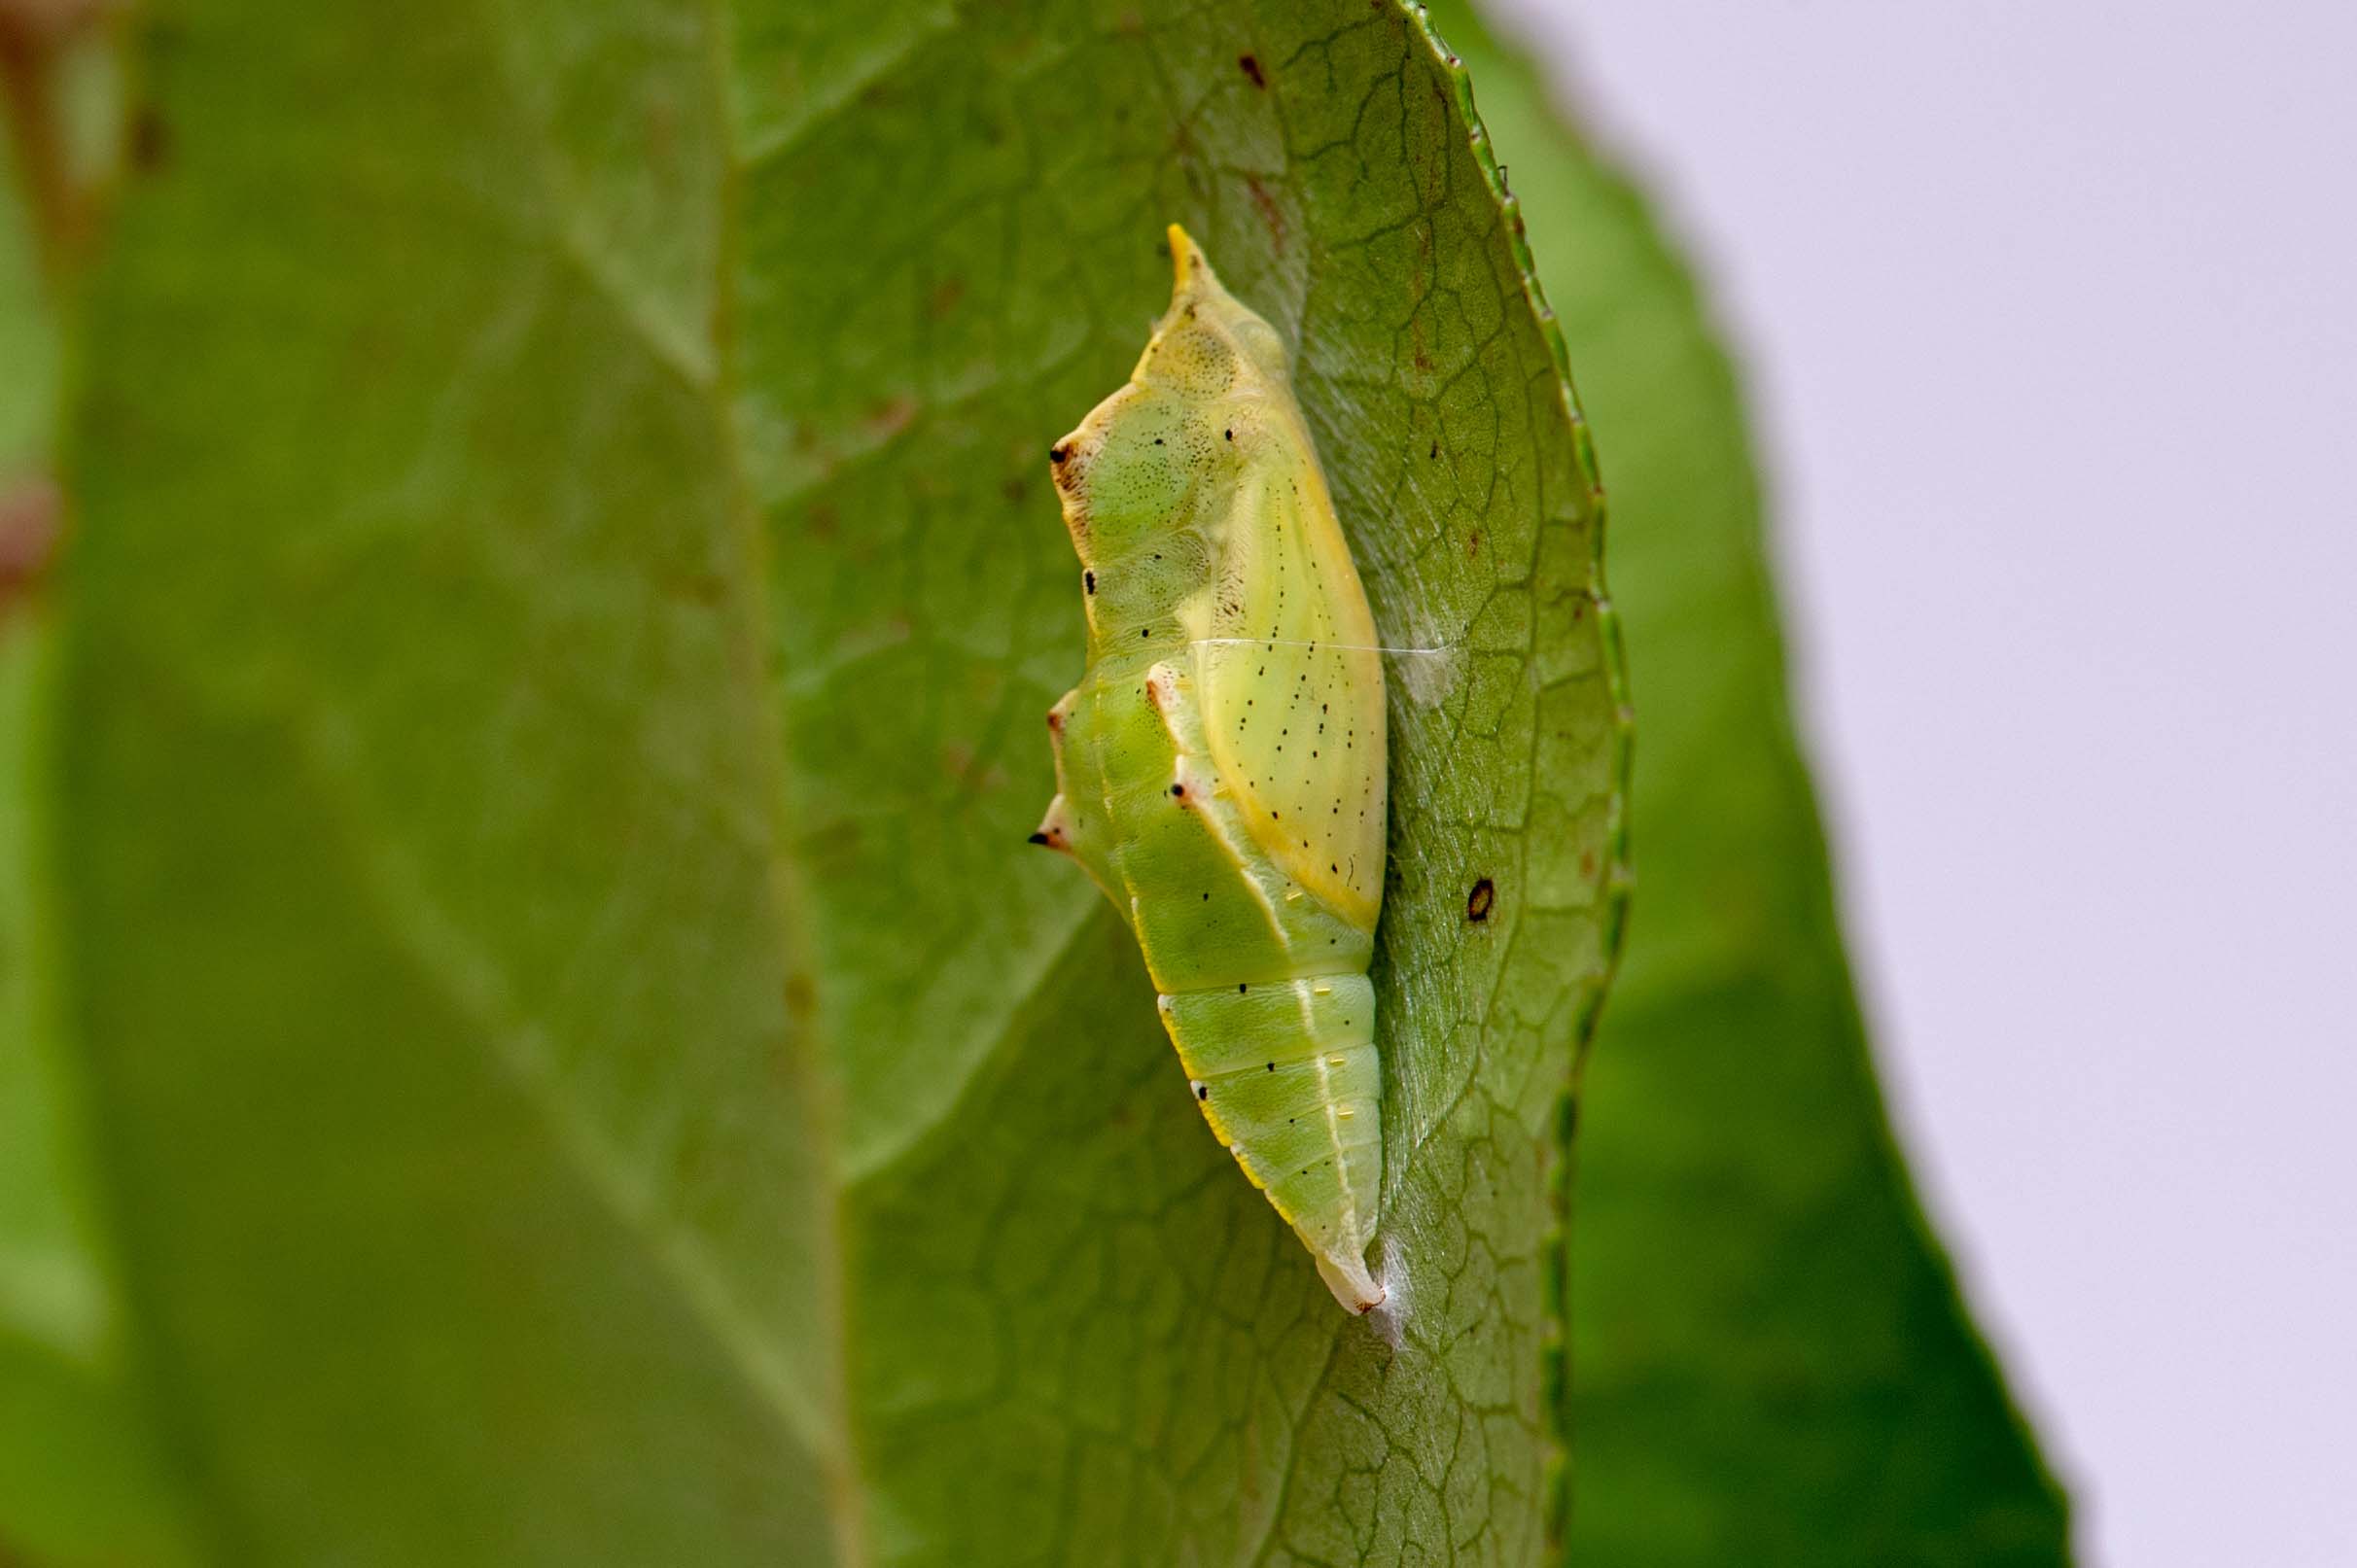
xmin=1192 ymin=637 xmax=1465 ymax=707
xmin=1032 ymin=225 xmax=1394 ymax=1314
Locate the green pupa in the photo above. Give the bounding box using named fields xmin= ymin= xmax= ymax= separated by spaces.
xmin=1032 ymin=226 xmax=1389 ymax=1313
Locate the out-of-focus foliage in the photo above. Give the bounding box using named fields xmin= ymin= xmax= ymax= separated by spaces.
xmin=1425 ymin=3 xmax=2072 ymax=1562
xmin=5 ymin=0 xmax=1625 ymax=1562
xmin=1 ymin=79 xmax=195 ymax=1567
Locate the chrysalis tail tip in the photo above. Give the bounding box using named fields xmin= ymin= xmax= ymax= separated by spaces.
xmin=1316 ymin=1248 xmax=1386 ymax=1316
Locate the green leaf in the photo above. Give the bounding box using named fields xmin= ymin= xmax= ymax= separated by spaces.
xmin=0 ymin=119 xmax=53 ymax=465
xmin=0 ymin=73 xmax=198 ymax=1568
xmin=1 ymin=617 xmax=198 ymax=1568
xmin=1424 ymin=4 xmax=2073 ymax=1562
xmin=46 ymin=1 xmax=1622 ymax=1563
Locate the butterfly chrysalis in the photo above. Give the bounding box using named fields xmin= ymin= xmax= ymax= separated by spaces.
xmin=1032 ymin=226 xmax=1389 ymax=1313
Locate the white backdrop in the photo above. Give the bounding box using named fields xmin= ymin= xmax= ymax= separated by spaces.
xmin=1483 ymin=2 xmax=2357 ymax=1563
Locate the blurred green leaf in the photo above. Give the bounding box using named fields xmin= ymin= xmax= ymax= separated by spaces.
xmin=1 ymin=618 xmax=197 ymax=1568
xmin=1426 ymin=3 xmax=2073 ymax=1562
xmin=42 ymin=1 xmax=1621 ymax=1563
xmin=0 ymin=69 xmax=196 ymax=1568
xmin=0 ymin=119 xmax=53 ymax=460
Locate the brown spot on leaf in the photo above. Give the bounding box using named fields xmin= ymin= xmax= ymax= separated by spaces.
xmin=0 ymin=3 xmax=109 ymax=264
xmin=865 ymin=397 xmax=917 ymax=440
xmin=783 ymin=972 xmax=817 ymax=1023
xmin=1245 ymin=173 xmax=1286 ymax=255
xmin=0 ymin=0 xmax=104 ymax=43
xmin=1238 ymin=53 xmax=1265 ymax=88
xmin=928 ymin=277 xmax=965 ymax=318
xmin=1466 ymin=877 xmax=1495 ymax=923
xmin=0 ymin=476 xmax=60 ymax=611
xmin=128 ymin=104 xmax=169 ymax=172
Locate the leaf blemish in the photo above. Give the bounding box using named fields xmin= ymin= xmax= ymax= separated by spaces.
xmin=130 ymin=106 xmax=171 ymax=174
xmin=0 ymin=479 xmax=62 ymax=608
xmin=1466 ymin=877 xmax=1495 ymax=923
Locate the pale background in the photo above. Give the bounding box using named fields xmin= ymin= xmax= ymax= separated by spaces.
xmin=1484 ymin=2 xmax=2357 ymax=1563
